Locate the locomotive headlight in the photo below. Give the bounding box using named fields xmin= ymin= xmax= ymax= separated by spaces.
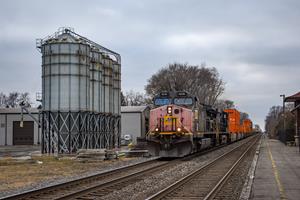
xmin=167 ymin=106 xmax=172 ymax=114
xmin=177 ymin=127 xmax=182 ymax=132
xmin=155 ymin=127 xmax=159 ymax=132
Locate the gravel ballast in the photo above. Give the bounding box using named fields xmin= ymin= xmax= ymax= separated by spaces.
xmin=100 ymin=136 xmax=259 ymax=200
xmin=0 ymin=136 xmax=258 ymax=199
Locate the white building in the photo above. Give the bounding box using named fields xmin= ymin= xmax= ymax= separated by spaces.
xmin=0 ymin=106 xmax=151 ymax=146
xmin=121 ymin=106 xmax=150 ymax=144
xmin=0 ymin=108 xmax=40 ymax=146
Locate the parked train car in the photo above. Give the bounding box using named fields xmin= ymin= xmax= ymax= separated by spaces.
xmin=146 ymin=91 xmax=254 ymax=157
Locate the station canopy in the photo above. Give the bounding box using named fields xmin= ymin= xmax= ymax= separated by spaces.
xmin=285 ymin=91 xmax=300 ymax=102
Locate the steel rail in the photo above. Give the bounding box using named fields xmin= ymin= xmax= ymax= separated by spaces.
xmin=54 ymin=143 xmax=235 ymax=200
xmin=203 ymin=136 xmax=259 ymax=200
xmin=0 ymin=144 xmax=224 ymax=200
xmin=1 ymin=135 xmax=257 ymax=200
xmin=146 ymin=135 xmax=260 ymax=200
xmin=55 ymin=160 xmax=180 ymax=200
xmin=1 ymin=158 xmax=161 ymax=200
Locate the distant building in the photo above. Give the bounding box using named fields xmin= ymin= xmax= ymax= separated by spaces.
xmin=0 ymin=106 xmax=152 ymax=146
xmin=285 ymin=91 xmax=300 ymax=146
xmin=121 ymin=106 xmax=150 ymax=144
xmin=0 ymin=108 xmax=40 ymax=146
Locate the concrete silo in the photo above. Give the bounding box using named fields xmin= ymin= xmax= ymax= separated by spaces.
xmin=37 ymin=28 xmax=121 ymax=154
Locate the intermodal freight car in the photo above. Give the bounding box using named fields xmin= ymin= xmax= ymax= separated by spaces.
xmin=146 ymin=91 xmax=253 ymax=157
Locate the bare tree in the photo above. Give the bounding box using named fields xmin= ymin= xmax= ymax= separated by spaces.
xmin=0 ymin=92 xmax=8 ymax=108
xmin=0 ymin=92 xmax=32 ymax=108
xmin=145 ymin=63 xmax=225 ymax=106
xmin=6 ymin=92 xmax=19 ymax=108
xmin=18 ymin=92 xmax=32 ymax=107
xmin=215 ymin=99 xmax=235 ymax=110
xmin=121 ymin=91 xmax=127 ymax=106
xmin=122 ymin=90 xmax=150 ymax=106
xmin=265 ymin=103 xmax=296 ymax=140
xmin=265 ymin=105 xmax=282 ymax=138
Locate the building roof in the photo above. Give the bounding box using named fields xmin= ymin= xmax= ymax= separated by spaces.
xmin=0 ymin=107 xmax=39 ymax=114
xmin=121 ymin=106 xmax=149 ymax=113
xmin=285 ymin=91 xmax=300 ymax=102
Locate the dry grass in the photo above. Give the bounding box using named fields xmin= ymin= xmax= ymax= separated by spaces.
xmin=0 ymin=156 xmax=134 ymax=192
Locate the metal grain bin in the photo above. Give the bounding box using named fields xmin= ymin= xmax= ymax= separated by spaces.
xmin=38 ymin=28 xmax=121 ymax=154
xmin=90 ymin=49 xmax=104 ymax=113
xmin=113 ymin=62 xmax=121 ymax=115
xmin=42 ymin=33 xmax=90 ymax=112
xmin=103 ymin=56 xmax=113 ymax=113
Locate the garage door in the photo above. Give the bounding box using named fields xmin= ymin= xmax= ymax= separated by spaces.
xmin=13 ymin=121 xmax=34 ymax=145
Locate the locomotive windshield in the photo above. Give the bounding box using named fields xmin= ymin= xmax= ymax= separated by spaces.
xmin=153 ymin=91 xmax=195 ymax=107
xmin=154 ymin=98 xmax=171 ymax=106
xmin=174 ymin=97 xmax=193 ymax=105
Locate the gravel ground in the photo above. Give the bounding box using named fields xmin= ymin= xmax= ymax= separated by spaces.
xmin=98 ymin=136 xmax=258 ymax=200
xmin=213 ymin=139 xmax=259 ymax=200
xmin=0 ymin=156 xmax=158 ymax=199
xmin=0 ymin=145 xmax=41 ymax=157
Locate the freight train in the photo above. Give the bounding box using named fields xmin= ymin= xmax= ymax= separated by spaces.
xmin=146 ymin=91 xmax=253 ymax=157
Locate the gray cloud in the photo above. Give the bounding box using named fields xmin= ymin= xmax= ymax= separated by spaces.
xmin=1 ymin=0 xmax=300 ymax=129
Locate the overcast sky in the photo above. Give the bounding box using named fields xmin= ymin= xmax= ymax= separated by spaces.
xmin=1 ymin=0 xmax=300 ymax=129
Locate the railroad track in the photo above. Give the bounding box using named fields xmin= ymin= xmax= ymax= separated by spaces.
xmin=1 ymin=143 xmax=226 ymax=199
xmin=2 ymin=158 xmax=167 ymax=200
xmin=2 ymin=135 xmax=258 ymax=200
xmin=146 ymin=135 xmax=260 ymax=200
xmin=52 ymin=144 xmax=233 ymax=200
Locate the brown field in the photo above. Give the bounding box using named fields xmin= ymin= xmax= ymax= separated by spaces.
xmin=0 ymin=156 xmax=133 ymax=193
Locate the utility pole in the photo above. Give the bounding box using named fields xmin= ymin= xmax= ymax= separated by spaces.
xmin=280 ymin=94 xmax=286 ymax=144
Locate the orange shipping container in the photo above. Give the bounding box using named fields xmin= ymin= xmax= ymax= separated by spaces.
xmin=242 ymin=119 xmax=253 ymax=133
xmin=224 ymin=109 xmax=241 ymax=134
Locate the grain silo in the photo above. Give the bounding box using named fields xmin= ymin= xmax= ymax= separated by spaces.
xmin=113 ymin=61 xmax=121 ymax=115
xmin=42 ymin=34 xmax=90 ymax=112
xmin=90 ymin=48 xmax=103 ymax=113
xmin=37 ymin=27 xmax=121 ymax=154
xmin=102 ymin=55 xmax=113 ymax=113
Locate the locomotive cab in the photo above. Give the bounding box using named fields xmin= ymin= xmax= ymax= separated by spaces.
xmin=147 ymin=91 xmax=197 ymax=157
